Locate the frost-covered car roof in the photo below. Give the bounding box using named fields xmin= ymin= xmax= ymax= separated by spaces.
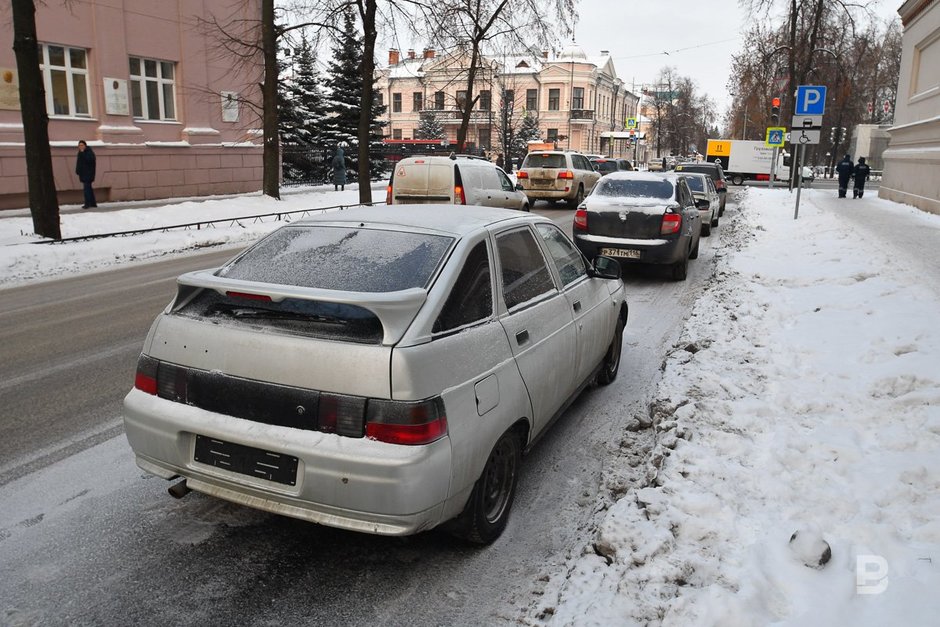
xmin=294 ymin=204 xmax=530 ymax=237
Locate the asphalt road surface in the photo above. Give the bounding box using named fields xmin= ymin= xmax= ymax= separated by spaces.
xmin=0 ymin=198 xmax=732 ymax=625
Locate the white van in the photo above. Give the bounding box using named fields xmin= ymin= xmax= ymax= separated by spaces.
xmin=386 ymin=155 xmax=529 ymax=211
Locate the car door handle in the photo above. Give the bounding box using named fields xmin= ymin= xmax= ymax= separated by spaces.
xmin=573 ymin=300 xmax=582 ymax=312
xmin=515 ymin=330 xmax=529 ymax=346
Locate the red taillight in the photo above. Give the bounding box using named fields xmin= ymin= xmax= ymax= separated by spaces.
xmin=226 ymin=291 xmax=271 ymax=302
xmin=454 ymin=185 xmax=466 ymax=205
xmin=134 ymin=354 xmax=158 ymax=395
xmin=318 ymin=393 xmax=367 ymax=437
xmin=661 ymin=213 xmax=682 ymax=235
xmin=714 ymin=179 xmax=726 ymax=190
xmin=386 ymin=185 xmax=393 ymax=204
xmin=574 ymin=209 xmax=588 ymax=230
xmin=366 ymin=397 xmax=448 ymax=445
xmin=558 ymin=170 xmax=575 ymax=180
xmin=516 ymin=171 xmax=528 ymax=179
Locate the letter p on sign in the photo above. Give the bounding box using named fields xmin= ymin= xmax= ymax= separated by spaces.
xmin=795 ymin=85 xmax=827 ymax=116
xmin=856 ymin=555 xmax=889 ymax=595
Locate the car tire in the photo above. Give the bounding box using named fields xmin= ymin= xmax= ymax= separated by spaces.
xmin=711 ymin=214 xmax=719 ymax=228
xmin=732 ymin=175 xmax=744 ymax=186
xmin=448 ymin=430 xmax=522 ymax=544
xmin=522 ymin=203 xmax=530 ymax=212
xmin=689 ymin=236 xmax=700 ymax=260
xmin=671 ymin=253 xmax=689 ymax=281
xmin=702 ymin=221 xmax=712 ymax=237
xmin=568 ymin=185 xmax=584 ymax=209
xmin=596 ymin=317 xmax=624 ymax=386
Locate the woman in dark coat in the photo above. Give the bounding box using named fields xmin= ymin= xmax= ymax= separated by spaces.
xmin=75 ymin=140 xmax=97 ymax=208
xmin=835 ymin=154 xmax=854 ymax=198
xmin=332 ymin=147 xmax=347 ymax=191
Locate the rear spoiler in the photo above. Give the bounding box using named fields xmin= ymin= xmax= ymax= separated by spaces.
xmin=172 ymin=270 xmax=428 ymax=346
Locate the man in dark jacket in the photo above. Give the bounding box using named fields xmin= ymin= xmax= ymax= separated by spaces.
xmin=75 ymin=140 xmax=97 ymax=208
xmin=853 ymin=156 xmax=872 ymax=198
xmin=835 ymin=154 xmax=854 ymax=198
xmin=331 ymin=147 xmax=346 ymax=191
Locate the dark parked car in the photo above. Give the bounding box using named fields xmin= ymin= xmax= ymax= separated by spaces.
xmin=572 ymin=172 xmax=701 ymax=281
xmin=674 ymin=162 xmax=728 ymax=215
xmin=589 ymin=157 xmax=633 ymax=176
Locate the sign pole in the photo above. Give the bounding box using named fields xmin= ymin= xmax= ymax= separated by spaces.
xmin=768 ymin=147 xmax=777 ymax=189
xmin=793 ymin=143 xmax=806 ymax=219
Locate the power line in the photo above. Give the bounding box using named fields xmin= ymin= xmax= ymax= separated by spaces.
xmin=612 ymin=37 xmax=740 ymax=60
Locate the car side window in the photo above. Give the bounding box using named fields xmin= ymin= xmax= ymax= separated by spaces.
xmin=536 ymin=224 xmax=587 ymax=287
xmin=496 ymin=228 xmax=556 ymax=311
xmin=575 ymin=156 xmax=589 ymax=171
xmin=433 ymin=241 xmax=493 ymax=334
xmin=497 ymin=169 xmax=515 ymax=192
xmin=479 ymin=166 xmax=502 ymax=191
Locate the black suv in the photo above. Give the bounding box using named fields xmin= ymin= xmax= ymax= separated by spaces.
xmin=674 ymin=162 xmax=728 ymax=215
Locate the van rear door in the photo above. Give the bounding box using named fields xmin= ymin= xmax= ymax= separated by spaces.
xmin=393 ymin=162 xmax=454 ymax=203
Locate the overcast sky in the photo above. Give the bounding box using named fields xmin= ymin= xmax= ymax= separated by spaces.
xmin=567 ymin=0 xmax=902 ymax=116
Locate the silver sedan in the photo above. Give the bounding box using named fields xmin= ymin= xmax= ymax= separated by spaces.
xmin=124 ymin=205 xmax=628 ymax=544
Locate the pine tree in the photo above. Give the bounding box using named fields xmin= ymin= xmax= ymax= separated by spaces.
xmin=322 ymin=9 xmax=387 ymax=180
xmin=279 ymin=35 xmax=328 ymax=183
xmin=512 ymin=113 xmax=542 ymax=163
xmin=415 ymin=111 xmax=445 ymax=140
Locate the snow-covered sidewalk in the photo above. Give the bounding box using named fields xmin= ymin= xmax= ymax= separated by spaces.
xmin=532 ymin=187 xmax=940 ymax=625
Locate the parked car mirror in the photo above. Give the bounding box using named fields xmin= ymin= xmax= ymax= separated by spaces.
xmin=515 ymin=183 xmax=524 ymax=191
xmin=695 ymin=198 xmax=710 ymax=209
xmin=592 ymin=255 xmax=621 ymax=280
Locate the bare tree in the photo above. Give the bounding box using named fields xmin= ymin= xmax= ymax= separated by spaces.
xmin=11 ymin=0 xmax=61 ymax=239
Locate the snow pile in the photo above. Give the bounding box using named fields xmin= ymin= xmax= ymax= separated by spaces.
xmin=536 ymin=187 xmax=940 ymax=625
xmin=0 ymin=185 xmax=369 ymax=286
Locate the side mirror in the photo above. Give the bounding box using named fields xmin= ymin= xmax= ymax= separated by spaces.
xmin=695 ymin=198 xmax=710 ymax=209
xmin=592 ymin=255 xmax=621 ymax=280
xmin=515 ymin=183 xmax=524 ymax=191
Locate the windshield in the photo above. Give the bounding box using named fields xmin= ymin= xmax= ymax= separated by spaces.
xmin=522 ymin=154 xmax=567 ymax=169
xmin=219 ymin=225 xmax=454 ymax=293
xmin=685 ymin=176 xmax=705 ymax=192
xmin=593 ymin=178 xmax=674 ymax=200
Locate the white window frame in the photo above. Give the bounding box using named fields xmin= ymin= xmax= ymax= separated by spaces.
xmin=129 ymin=56 xmax=177 ymax=121
xmin=39 ymin=44 xmax=91 ymax=118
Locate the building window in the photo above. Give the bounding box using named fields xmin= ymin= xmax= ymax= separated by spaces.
xmin=547 ymin=128 xmax=558 ymax=142
xmin=479 ymin=127 xmax=491 ymax=149
xmin=503 ymin=90 xmax=514 ymax=107
xmin=457 ymin=90 xmax=468 ymax=111
xmin=392 ymin=93 xmax=402 ymax=113
xmin=434 ymin=91 xmax=445 ymax=110
xmin=40 ymin=44 xmax=90 ymax=117
xmin=549 ymin=89 xmax=560 ymax=111
xmin=129 ymin=57 xmax=176 ymax=120
xmin=393 ymin=128 xmax=402 ymax=139
xmin=479 ymin=90 xmax=491 ymax=111
xmin=526 ymin=89 xmax=538 ymax=111
xmin=376 ymin=93 xmax=384 ymax=108
xmin=572 ymin=87 xmax=584 ymax=110
xmin=413 ymin=92 xmax=423 ymax=112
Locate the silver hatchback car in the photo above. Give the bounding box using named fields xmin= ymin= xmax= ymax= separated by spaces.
xmin=124 ymin=205 xmax=628 ymax=544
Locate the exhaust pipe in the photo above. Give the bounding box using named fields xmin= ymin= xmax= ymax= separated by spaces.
xmin=168 ymin=479 xmax=191 ymax=499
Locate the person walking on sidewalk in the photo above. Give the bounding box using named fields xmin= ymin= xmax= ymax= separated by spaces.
xmin=853 ymin=156 xmax=872 ymax=198
xmin=75 ymin=140 xmax=97 ymax=208
xmin=331 ymin=146 xmax=347 ymax=192
xmin=835 ymin=154 xmax=854 ymax=198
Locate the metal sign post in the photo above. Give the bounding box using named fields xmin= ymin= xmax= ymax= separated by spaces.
xmin=769 ymin=147 xmax=777 ymax=188
xmin=793 ymin=143 xmax=806 ymax=219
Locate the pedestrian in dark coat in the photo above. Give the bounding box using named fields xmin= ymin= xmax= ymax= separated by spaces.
xmin=853 ymin=157 xmax=872 ymax=198
xmin=332 ymin=147 xmax=347 ymax=191
xmin=496 ymin=153 xmax=504 ymax=170
xmin=75 ymin=140 xmax=97 ymax=208
xmin=835 ymin=154 xmax=854 ymax=198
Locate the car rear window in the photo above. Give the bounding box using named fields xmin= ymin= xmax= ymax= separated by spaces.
xmin=219 ymin=225 xmax=454 ymax=293
xmin=593 ymin=178 xmax=674 ymax=199
xmin=676 ymin=165 xmax=720 ymax=180
xmin=684 ymin=176 xmax=705 ymax=192
xmin=522 ymin=154 xmax=567 ymax=169
xmin=592 ymin=160 xmax=618 ymax=174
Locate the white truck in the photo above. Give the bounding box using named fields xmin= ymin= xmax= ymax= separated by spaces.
xmin=706 ymin=139 xmax=792 ymax=185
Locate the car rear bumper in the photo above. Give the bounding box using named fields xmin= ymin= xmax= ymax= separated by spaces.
xmin=573 ymin=232 xmax=686 ymax=265
xmin=123 ymin=389 xmax=452 ymax=536
xmin=522 ymin=187 xmax=576 ymax=201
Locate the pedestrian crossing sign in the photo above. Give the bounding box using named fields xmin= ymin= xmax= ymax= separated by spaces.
xmin=766 ymin=127 xmax=786 ymax=148
xmin=626 ymin=117 xmax=637 ymax=129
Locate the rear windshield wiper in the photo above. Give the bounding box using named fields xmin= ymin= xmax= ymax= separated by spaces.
xmin=210 ymin=305 xmax=347 ymax=325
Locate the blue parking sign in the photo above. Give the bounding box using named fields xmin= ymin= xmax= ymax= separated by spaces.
xmin=795 ymin=85 xmax=827 ymax=116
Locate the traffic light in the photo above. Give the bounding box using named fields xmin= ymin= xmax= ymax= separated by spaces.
xmin=771 ymin=97 xmax=780 ymax=124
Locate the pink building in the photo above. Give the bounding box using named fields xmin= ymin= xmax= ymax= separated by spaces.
xmin=0 ymin=0 xmax=263 ymax=210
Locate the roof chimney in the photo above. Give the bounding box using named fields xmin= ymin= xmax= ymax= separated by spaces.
xmin=600 ymin=50 xmax=609 ymax=55
xmin=407 ymin=49 xmax=416 ymax=59
xmin=423 ymin=48 xmax=435 ymax=59
xmin=541 ymin=50 xmax=549 ymax=59
xmin=389 ymin=49 xmax=400 ymax=65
